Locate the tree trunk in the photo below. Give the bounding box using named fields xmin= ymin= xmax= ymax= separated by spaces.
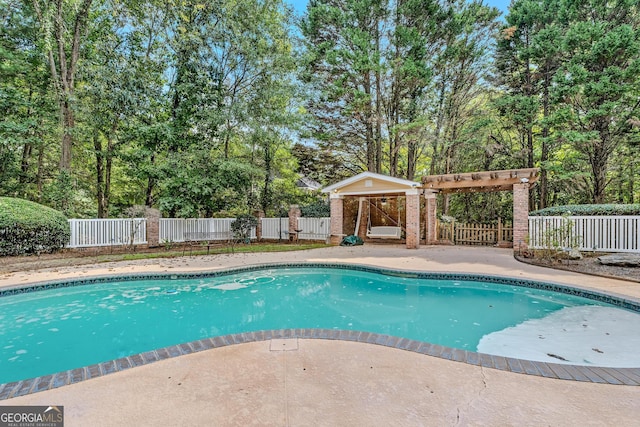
xmin=364 ymin=71 xmax=375 ymax=171
xmin=590 ymin=140 xmax=609 ymax=204
xmin=36 ymin=143 xmax=45 ymax=202
xmin=145 ymin=153 xmax=156 ymax=207
xmin=20 ymin=143 xmax=32 ymax=185
xmin=94 ymin=133 xmax=106 ymax=218
xmin=32 ymin=0 xmax=93 ymax=174
xmin=374 ymin=24 xmax=382 ymax=174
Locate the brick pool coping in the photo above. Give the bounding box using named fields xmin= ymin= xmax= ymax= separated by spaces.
xmin=2 ymin=262 xmax=640 ymax=400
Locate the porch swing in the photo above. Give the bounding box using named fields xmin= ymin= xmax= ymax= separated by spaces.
xmin=366 ymin=198 xmax=402 ymax=239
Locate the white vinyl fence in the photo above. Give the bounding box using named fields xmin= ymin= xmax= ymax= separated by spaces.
xmin=259 ymin=217 xmax=331 ymax=241
xmin=297 ymin=217 xmax=331 ymax=241
xmin=261 ymin=218 xmax=290 ymax=240
xmin=159 ymin=218 xmax=241 ymax=242
xmin=68 ymin=218 xmax=147 ymax=248
xmin=66 ymin=216 xmax=329 ymax=248
xmin=528 ymin=216 xmax=640 ymax=253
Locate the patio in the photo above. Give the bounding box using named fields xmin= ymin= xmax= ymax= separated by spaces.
xmin=2 ymin=245 xmax=640 ymax=426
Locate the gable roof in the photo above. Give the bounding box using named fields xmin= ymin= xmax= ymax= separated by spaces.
xmin=322 ymin=172 xmax=420 ymax=195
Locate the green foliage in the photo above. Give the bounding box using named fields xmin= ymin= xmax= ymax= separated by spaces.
xmin=231 ymin=213 xmax=259 ymax=241
xmin=530 ymin=204 xmax=640 ymax=216
xmin=158 ymin=156 xmax=258 ymax=218
xmin=2 ymin=0 xmax=640 ymax=224
xmin=300 ymin=200 xmax=330 ymax=217
xmin=0 ymin=197 xmax=70 ymax=256
xmin=535 ymin=215 xmax=582 ymax=261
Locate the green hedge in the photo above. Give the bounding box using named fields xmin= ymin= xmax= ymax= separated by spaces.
xmin=0 ymin=197 xmax=70 ymax=256
xmin=530 ymin=204 xmax=640 ymax=216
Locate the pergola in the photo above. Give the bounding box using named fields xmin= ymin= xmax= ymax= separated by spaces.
xmin=322 ymin=168 xmax=540 ymax=252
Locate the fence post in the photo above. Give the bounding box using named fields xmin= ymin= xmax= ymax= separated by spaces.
xmin=289 ymin=205 xmax=301 ymax=242
xmin=146 ymin=208 xmax=161 ymax=247
xmin=450 ymin=220 xmax=455 ymax=244
xmin=254 ymin=210 xmax=264 ymax=241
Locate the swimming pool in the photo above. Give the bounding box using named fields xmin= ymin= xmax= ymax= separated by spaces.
xmin=2 ymin=263 xmax=640 ymax=391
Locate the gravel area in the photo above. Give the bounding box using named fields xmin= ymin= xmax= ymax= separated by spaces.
xmin=517 ymin=253 xmax=640 ymax=283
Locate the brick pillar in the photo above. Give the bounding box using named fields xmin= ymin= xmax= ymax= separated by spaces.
xmin=405 ymin=189 xmax=420 ymax=249
xmin=254 ymin=210 xmax=264 ymax=241
xmin=357 ymin=197 xmax=368 ymax=238
xmin=288 ymin=205 xmax=301 ymax=242
xmin=424 ymin=190 xmax=438 ymax=245
xmin=146 ymin=208 xmax=161 ymax=247
xmin=329 ymin=194 xmax=344 ymax=245
xmin=513 ymin=183 xmax=530 ymax=253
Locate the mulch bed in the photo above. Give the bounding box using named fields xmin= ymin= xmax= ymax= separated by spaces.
xmin=516 ymin=253 xmax=640 ymax=283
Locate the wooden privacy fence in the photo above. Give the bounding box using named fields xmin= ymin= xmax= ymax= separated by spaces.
xmin=437 ymin=219 xmax=513 ymax=246
xmin=528 ymin=216 xmax=640 ymax=253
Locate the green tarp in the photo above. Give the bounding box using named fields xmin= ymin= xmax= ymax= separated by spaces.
xmin=340 ymin=235 xmax=364 ymax=246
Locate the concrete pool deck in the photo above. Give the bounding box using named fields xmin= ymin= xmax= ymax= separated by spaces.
xmin=2 ymin=245 xmax=640 ymax=426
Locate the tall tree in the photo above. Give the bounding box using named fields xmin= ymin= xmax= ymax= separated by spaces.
xmin=301 ymin=0 xmax=387 ymax=173
xmin=30 ymin=0 xmax=94 ymax=173
xmin=553 ymin=0 xmax=640 ymax=203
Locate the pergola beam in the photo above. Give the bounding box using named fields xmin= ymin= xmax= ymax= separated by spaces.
xmin=422 ymin=168 xmax=539 ymax=194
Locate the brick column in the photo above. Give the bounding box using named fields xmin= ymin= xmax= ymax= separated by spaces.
xmin=254 ymin=210 xmax=264 ymax=241
xmin=357 ymin=197 xmax=368 ymax=238
xmin=405 ymin=189 xmax=420 ymax=249
xmin=146 ymin=208 xmax=161 ymax=247
xmin=288 ymin=205 xmax=301 ymax=242
xmin=329 ymin=193 xmax=344 ymax=245
xmin=513 ymin=183 xmax=530 ymax=254
xmin=424 ymin=190 xmax=438 ymax=245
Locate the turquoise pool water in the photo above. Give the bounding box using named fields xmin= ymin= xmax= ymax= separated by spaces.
xmin=0 ymin=266 xmax=630 ymax=384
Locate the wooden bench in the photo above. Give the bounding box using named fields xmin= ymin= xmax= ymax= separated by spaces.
xmin=183 ymin=231 xmax=231 ymax=255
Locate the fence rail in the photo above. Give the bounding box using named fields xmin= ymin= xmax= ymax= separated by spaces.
xmin=528 ymin=216 xmax=640 ymax=253
xmin=68 ymin=218 xmax=147 ymax=248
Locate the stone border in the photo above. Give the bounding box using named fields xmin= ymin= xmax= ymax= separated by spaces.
xmin=2 ymin=329 xmax=640 ymax=400
xmin=2 ymin=263 xmax=640 ymax=400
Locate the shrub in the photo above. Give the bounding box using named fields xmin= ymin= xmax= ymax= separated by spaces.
xmin=231 ymin=213 xmax=258 ymax=241
xmin=530 ymin=204 xmax=640 ymax=216
xmin=0 ymin=197 xmax=70 ymax=256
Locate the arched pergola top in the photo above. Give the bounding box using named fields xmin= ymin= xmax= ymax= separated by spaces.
xmin=321 ymin=171 xmax=420 ymax=196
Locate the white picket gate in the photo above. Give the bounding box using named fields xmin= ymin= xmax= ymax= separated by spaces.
xmin=528 ymin=216 xmax=640 ymax=253
xmin=68 ymin=218 xmax=147 ymax=248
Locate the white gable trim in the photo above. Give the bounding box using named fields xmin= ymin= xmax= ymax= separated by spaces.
xmin=321 ymin=172 xmax=420 ymax=194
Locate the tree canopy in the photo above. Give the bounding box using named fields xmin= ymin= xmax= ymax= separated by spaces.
xmin=1 ymin=0 xmax=638 ymax=220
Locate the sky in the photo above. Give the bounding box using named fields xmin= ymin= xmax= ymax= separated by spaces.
xmin=287 ymin=0 xmax=511 ymax=17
